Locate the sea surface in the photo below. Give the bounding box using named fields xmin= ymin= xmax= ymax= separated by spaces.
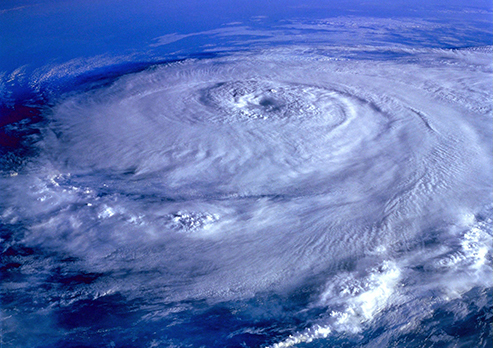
xmin=1 ymin=1 xmax=492 ymax=347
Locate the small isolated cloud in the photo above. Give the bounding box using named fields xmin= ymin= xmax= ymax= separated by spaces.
xmin=150 ymin=33 xmax=195 ymax=46
xmin=0 ymin=5 xmax=31 ymax=14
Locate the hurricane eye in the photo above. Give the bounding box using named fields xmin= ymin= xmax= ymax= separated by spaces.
xmin=258 ymin=97 xmax=276 ymax=107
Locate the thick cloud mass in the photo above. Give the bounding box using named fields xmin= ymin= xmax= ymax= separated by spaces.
xmin=1 ymin=46 xmax=492 ymax=347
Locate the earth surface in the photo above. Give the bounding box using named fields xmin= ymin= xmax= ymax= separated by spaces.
xmin=1 ymin=1 xmax=492 ymax=347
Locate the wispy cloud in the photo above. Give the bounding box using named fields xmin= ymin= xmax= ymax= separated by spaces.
xmin=150 ymin=26 xmax=274 ymax=47
xmin=0 ymin=5 xmax=33 ymax=15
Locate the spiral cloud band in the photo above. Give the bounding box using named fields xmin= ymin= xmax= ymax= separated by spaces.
xmin=2 ymin=45 xmax=492 ymax=347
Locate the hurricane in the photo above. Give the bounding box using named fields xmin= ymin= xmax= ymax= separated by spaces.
xmin=1 ymin=2 xmax=492 ymax=348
